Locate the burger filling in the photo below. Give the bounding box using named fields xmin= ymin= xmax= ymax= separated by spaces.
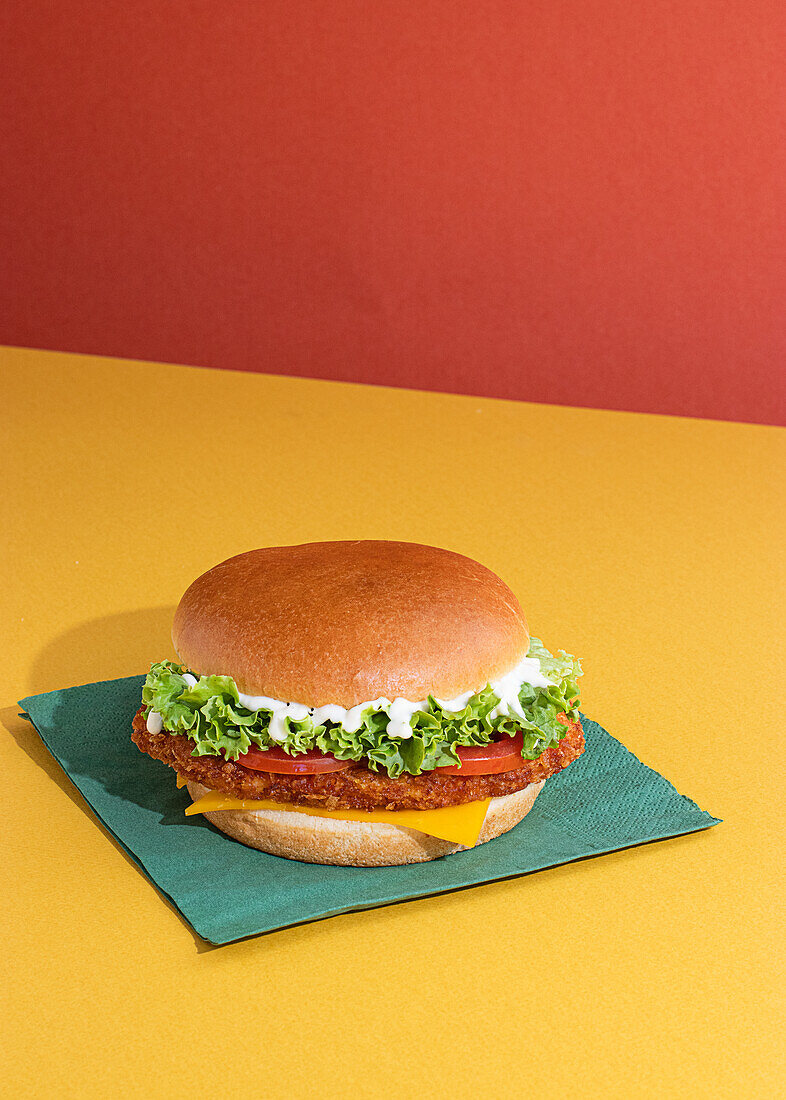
xmin=132 ymin=711 xmax=584 ymax=811
xmin=139 ymin=638 xmax=582 ymax=780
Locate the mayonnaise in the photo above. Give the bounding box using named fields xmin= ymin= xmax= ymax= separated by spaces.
xmin=219 ymin=655 xmax=553 ymax=741
xmin=146 ymin=710 xmax=164 ymax=734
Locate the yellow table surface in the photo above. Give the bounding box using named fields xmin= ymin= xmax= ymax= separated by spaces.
xmin=1 ymin=346 xmax=783 ymax=1098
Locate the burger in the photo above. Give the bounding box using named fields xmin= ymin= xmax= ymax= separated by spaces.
xmin=132 ymin=541 xmax=584 ymax=866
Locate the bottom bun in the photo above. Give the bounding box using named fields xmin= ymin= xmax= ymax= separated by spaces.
xmin=185 ymin=778 xmax=545 ymax=866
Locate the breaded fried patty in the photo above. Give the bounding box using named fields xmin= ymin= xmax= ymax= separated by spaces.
xmin=132 ymin=707 xmax=584 ymax=811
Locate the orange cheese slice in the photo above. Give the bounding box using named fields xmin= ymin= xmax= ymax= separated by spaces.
xmin=176 ymin=773 xmax=187 ymax=789
xmin=185 ymin=790 xmax=492 ymax=848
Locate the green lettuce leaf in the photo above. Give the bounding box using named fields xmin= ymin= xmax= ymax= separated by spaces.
xmin=141 ymin=637 xmax=583 ymax=777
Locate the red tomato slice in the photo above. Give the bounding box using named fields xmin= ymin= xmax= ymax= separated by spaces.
xmin=436 ymin=731 xmax=526 ymax=775
xmin=238 ymin=745 xmax=354 ymax=774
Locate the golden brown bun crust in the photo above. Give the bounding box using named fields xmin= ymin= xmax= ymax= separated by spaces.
xmin=186 ymin=779 xmax=544 ymax=866
xmin=172 ymin=541 xmax=529 ymax=705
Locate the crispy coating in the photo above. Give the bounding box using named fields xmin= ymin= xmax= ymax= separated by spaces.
xmin=132 ymin=707 xmax=584 ymax=811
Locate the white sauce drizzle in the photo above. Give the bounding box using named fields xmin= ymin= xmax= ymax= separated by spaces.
xmin=217 ymin=655 xmax=553 ymax=741
xmin=146 ymin=710 xmax=164 ymax=734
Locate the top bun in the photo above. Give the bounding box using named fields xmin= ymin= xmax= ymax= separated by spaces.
xmin=172 ymin=541 xmax=529 ymax=707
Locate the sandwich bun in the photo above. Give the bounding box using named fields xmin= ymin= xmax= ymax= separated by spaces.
xmin=186 ymin=779 xmax=544 ymax=866
xmin=172 ymin=540 xmax=529 ymax=706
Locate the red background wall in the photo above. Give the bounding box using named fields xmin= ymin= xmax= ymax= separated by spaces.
xmin=2 ymin=1 xmax=784 ymax=424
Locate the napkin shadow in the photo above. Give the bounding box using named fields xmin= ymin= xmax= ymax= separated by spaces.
xmin=26 ymin=606 xmax=178 ymax=697
xmin=1 ymin=702 xmax=213 ymax=953
xmin=3 ymin=703 xmax=79 ymax=793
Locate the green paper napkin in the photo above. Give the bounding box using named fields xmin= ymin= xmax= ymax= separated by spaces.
xmin=19 ymin=675 xmax=720 ymax=945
